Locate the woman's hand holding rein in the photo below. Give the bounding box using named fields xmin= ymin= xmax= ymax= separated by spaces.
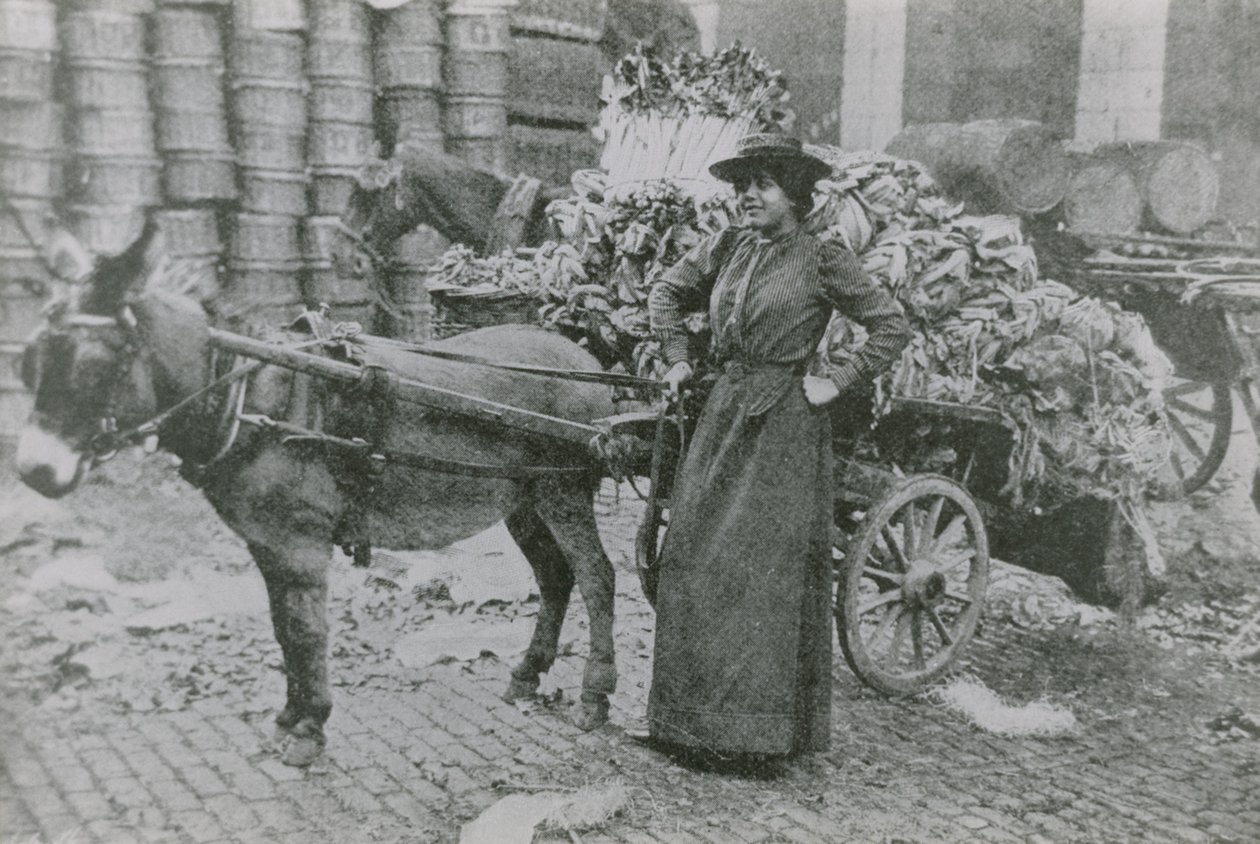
xmin=662 ymin=361 xmax=693 ymax=399
xmin=802 ymin=374 xmax=839 ymax=407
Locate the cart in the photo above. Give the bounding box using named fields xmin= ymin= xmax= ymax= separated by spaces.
xmin=1065 ymin=233 xmax=1260 ymax=495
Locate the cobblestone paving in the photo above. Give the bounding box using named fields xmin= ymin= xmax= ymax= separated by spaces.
xmin=3 ymin=485 xmax=1259 ymax=843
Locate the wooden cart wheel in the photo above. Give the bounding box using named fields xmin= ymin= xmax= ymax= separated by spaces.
xmin=1162 ymin=378 xmax=1232 ymax=494
xmin=635 ymin=505 xmax=668 ymax=609
xmin=836 ymin=475 xmax=989 ymax=696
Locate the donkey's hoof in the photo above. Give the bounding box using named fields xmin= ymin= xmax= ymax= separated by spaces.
xmin=281 ymin=736 xmax=325 ymax=767
xmin=573 ymin=699 xmax=610 ymax=731
xmin=502 ymin=675 xmax=539 ymax=703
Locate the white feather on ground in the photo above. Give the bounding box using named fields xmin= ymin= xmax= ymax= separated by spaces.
xmin=933 ymin=676 xmax=1079 ymax=738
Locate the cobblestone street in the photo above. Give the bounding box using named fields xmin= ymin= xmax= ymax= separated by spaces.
xmin=2 ymin=455 xmax=1260 ymax=843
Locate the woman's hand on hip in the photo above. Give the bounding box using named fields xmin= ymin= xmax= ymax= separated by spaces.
xmin=662 ymin=361 xmax=693 ymax=399
xmin=802 ymin=375 xmax=840 ymax=407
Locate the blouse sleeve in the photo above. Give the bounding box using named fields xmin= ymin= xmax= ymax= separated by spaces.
xmin=648 ymin=229 xmax=731 ymax=366
xmin=816 ymin=240 xmax=912 ymax=392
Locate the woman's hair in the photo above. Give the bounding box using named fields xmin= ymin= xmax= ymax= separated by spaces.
xmin=730 ymin=161 xmax=818 ymax=221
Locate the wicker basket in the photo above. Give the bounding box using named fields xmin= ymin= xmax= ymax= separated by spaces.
xmin=309 ymin=80 xmax=375 ymax=125
xmin=151 ymin=62 xmax=227 ymax=112
xmin=0 ymin=149 xmax=61 ymax=198
xmin=152 ymin=6 xmax=223 ymax=60
xmin=0 ymin=0 xmax=56 ymax=52
xmin=239 ymin=169 xmax=309 ymax=216
xmin=230 ymin=30 xmax=304 ymax=80
xmin=430 ymin=287 xmax=541 ymax=328
xmin=162 ymin=152 xmax=236 ymax=202
xmin=0 ymin=101 xmax=61 ymax=150
xmin=308 ymin=121 xmax=373 ymax=170
xmin=69 ymin=155 xmax=162 ymax=206
xmin=60 ymin=8 xmax=147 ymax=61
xmin=0 ymin=47 xmax=52 ymax=102
xmin=310 ymin=166 xmax=358 ymax=215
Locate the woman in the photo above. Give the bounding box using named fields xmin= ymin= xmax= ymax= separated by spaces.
xmin=645 ymin=133 xmax=911 ymax=762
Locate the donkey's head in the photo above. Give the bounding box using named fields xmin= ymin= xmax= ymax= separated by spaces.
xmin=16 ymin=221 xmax=167 ymax=497
xmin=329 ymin=154 xmax=412 ymax=281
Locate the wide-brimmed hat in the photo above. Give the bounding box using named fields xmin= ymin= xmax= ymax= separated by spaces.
xmin=708 ymin=133 xmax=832 ymax=185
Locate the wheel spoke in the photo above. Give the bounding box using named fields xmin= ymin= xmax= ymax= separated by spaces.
xmin=881 ymin=525 xmax=910 ymax=570
xmin=910 ymin=612 xmax=926 ymax=669
xmin=943 ymin=589 xmax=974 ymax=606
xmin=1167 ymin=411 xmax=1207 ymax=461
xmin=926 ymin=607 xmax=954 ymax=645
xmin=921 ymin=496 xmax=945 ymax=554
xmin=873 ymin=602 xmax=902 ymax=648
xmin=1169 ymin=450 xmax=1187 ymax=479
xmin=1163 ymin=380 xmax=1205 ymax=399
xmin=859 ymin=589 xmax=904 ymax=616
xmin=1167 ymin=396 xmax=1218 ymax=421
xmin=889 ymin=607 xmax=911 ymax=659
xmin=863 ymin=565 xmax=904 ymax=586
xmin=902 ymin=503 xmax=919 ymax=559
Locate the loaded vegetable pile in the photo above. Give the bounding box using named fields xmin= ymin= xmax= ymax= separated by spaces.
xmin=425 ymin=45 xmax=1176 ymax=561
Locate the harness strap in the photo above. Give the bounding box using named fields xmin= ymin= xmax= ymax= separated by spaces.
xmin=360 ymin=335 xmax=667 ymax=391
xmin=237 ymin=414 xmax=595 ymax=480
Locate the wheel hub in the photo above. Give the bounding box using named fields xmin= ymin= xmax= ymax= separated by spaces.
xmin=903 ymin=559 xmax=946 ymax=608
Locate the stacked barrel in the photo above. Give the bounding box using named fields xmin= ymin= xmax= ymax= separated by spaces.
xmin=375 ymin=0 xmax=445 ymax=155
xmin=506 ymin=0 xmax=606 ymax=184
xmin=444 ymin=1 xmax=512 ymax=173
xmin=0 ymin=0 xmax=59 ymax=451
xmin=305 ymin=0 xmax=374 ymax=325
xmin=226 ymin=6 xmax=308 ymax=330
xmin=62 ymin=0 xmax=157 ymax=257
xmin=152 ymin=2 xmax=232 ymax=308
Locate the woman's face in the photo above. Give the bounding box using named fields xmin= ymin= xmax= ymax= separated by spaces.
xmin=735 ymin=171 xmax=798 ymax=237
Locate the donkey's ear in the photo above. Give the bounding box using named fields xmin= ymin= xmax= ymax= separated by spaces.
xmin=79 ymin=217 xmax=161 ymax=314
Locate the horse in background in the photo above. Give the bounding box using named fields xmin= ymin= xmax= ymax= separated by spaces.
xmin=15 ymin=221 xmax=623 ymax=766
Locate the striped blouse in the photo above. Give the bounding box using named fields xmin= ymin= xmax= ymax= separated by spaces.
xmin=649 ymin=226 xmax=911 ymax=393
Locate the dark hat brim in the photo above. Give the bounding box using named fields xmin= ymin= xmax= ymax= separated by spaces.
xmin=709 ymin=150 xmax=833 ymax=185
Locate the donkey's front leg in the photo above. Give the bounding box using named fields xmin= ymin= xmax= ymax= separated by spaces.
xmin=252 ymin=538 xmax=334 ymax=767
xmin=533 ymin=484 xmax=616 ymax=731
xmin=503 ymin=508 xmax=575 ymax=702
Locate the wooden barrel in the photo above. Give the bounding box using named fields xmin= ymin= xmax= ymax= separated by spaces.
xmin=310 ymin=166 xmax=358 ymax=215
xmin=303 ymin=263 xmax=374 ymax=328
xmin=374 ymin=0 xmax=442 ymax=90
xmin=68 ymin=155 xmax=162 ymax=206
xmin=0 ymin=0 xmax=56 ymax=52
xmin=223 ymin=259 xmax=305 ymax=331
xmin=1094 ymin=141 xmax=1220 ymax=235
xmin=152 ymin=61 xmax=227 ymax=113
xmin=66 ymin=203 xmax=147 ymax=256
xmin=308 ymin=0 xmax=370 ymax=45
xmin=0 ymin=149 xmax=62 ymax=198
xmin=0 ymin=47 xmax=53 ymax=102
xmin=71 ymin=108 xmax=156 ymax=157
xmin=885 ymin=119 xmax=1072 ymax=215
xmin=152 ymin=6 xmax=223 ymax=61
xmin=307 ymin=38 xmax=372 ymax=83
xmin=0 ymin=198 xmax=50 ymax=252
xmin=65 ymin=59 xmax=150 ymax=110
xmin=163 ymin=152 xmax=236 ymax=201
xmin=375 ymin=42 xmax=443 ymax=90
xmin=0 ymin=101 xmax=62 ymax=150
xmin=1063 ymin=153 xmax=1144 ymax=234
xmin=232 ymin=0 xmax=305 ymax=32
xmin=230 ymin=213 xmax=302 ymax=263
xmin=235 ymin=124 xmax=306 ymax=171
xmin=308 ymin=121 xmax=374 ymax=170
xmin=445 ymin=10 xmax=510 ymax=97
xmin=156 ymin=110 xmax=232 ymax=154
xmin=444 ymin=96 xmax=507 ymax=140
xmin=309 ymin=81 xmax=375 ymax=125
xmin=60 ymin=8 xmax=147 ymax=61
xmin=239 ymin=169 xmax=309 ymax=216
xmin=231 ymin=79 xmax=309 ymax=129
xmin=0 ymin=277 xmax=44 ymax=450
xmin=154 ymin=208 xmax=221 ymax=257
xmin=229 ymin=30 xmax=304 ymax=81
xmin=378 ymin=87 xmax=443 ymax=153
xmin=300 ymin=215 xmax=342 ymax=266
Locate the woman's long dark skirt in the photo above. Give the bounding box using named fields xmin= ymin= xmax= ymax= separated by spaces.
xmin=647 ymin=368 xmax=834 ymax=756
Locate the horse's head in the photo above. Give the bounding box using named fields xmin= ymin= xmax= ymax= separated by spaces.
xmin=16 ymin=221 xmax=165 ymax=498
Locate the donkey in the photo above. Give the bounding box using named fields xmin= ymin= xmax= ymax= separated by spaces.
xmin=15 ymin=223 xmax=621 ymax=766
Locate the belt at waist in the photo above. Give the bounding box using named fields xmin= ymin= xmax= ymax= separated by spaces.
xmin=716 ymin=359 xmax=808 ymax=415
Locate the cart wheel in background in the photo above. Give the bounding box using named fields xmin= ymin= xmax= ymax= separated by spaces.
xmin=836 ymin=475 xmax=989 ymax=696
xmin=1162 ymin=379 xmax=1232 ymax=494
xmin=635 ymin=505 xmax=668 ymax=609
